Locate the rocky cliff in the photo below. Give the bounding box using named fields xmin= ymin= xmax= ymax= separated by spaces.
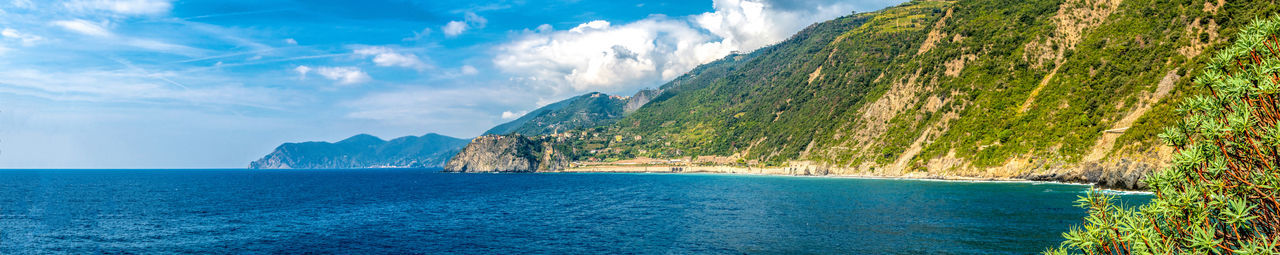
xmin=623 ymin=89 xmax=661 ymax=113
xmin=443 ymin=135 xmax=567 ymax=173
xmin=250 ymin=133 xmax=468 ymax=169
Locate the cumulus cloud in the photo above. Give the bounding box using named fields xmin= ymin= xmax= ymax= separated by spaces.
xmin=52 ymin=19 xmax=113 ymax=37
xmin=315 ymin=66 xmax=370 ymax=85
xmin=442 ymin=21 xmax=467 ymax=37
xmin=493 ymin=0 xmax=857 ymax=96
xmin=354 ymin=46 xmax=428 ymax=70
xmin=294 ymin=65 xmax=311 ymax=79
xmin=63 ymin=0 xmax=173 ymax=15
xmin=442 ymin=12 xmax=487 ymax=37
xmin=284 ymin=38 xmax=297 ymax=45
xmin=1 ymin=28 xmax=43 ymax=46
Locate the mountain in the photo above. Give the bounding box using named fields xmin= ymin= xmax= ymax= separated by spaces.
xmin=249 ymin=133 xmax=469 ymax=169
xmin=482 ymin=92 xmax=630 ymax=136
xmin=446 ymin=0 xmax=1280 ymax=188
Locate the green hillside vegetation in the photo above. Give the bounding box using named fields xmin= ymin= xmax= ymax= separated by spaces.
xmin=1049 ymin=15 xmax=1280 ymax=254
xmin=483 ymin=92 xmax=627 ymax=136
xmin=527 ymin=0 xmax=1280 ymax=178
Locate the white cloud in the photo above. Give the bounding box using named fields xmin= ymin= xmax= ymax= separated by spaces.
xmin=493 ymin=0 xmax=857 ymax=96
xmin=442 ymin=12 xmax=487 ymax=37
xmin=443 ymin=21 xmax=467 ymax=37
xmin=501 ymin=110 xmax=526 ymax=119
xmin=1 ymin=28 xmax=43 ymax=46
xmin=315 ymin=66 xmax=370 ymax=85
xmin=353 ymin=46 xmax=428 ymax=70
xmin=294 ymin=65 xmax=311 ymax=79
xmin=460 ymin=65 xmax=479 ymax=75
xmin=63 ymin=0 xmax=173 ymax=15
xmin=50 ymin=19 xmax=204 ymax=56
xmin=284 ymin=38 xmax=297 ymax=45
xmin=123 ymin=38 xmax=204 ymax=56
xmin=52 ymin=19 xmax=112 ymax=37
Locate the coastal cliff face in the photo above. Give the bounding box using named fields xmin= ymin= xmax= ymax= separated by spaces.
xmin=443 ymin=135 xmax=567 ymax=173
xmin=623 ymin=89 xmax=661 ymax=113
xmin=249 ymin=133 xmax=468 ymax=169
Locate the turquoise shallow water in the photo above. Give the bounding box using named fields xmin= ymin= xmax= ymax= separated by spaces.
xmin=0 ymin=169 xmax=1149 ymax=254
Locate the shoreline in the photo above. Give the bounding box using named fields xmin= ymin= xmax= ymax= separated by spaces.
xmin=551 ymin=165 xmax=1154 ymax=193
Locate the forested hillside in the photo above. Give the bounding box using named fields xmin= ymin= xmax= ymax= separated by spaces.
xmin=483 ymin=92 xmax=630 ymax=136
xmin=452 ymin=0 xmax=1280 ymax=187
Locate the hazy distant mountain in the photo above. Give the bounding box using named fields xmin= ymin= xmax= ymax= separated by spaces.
xmin=249 ymin=133 xmax=469 ymax=169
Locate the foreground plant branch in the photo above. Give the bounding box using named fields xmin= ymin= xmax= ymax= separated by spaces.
xmin=1048 ymin=15 xmax=1280 ymax=255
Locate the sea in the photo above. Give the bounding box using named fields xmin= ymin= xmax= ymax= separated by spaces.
xmin=0 ymin=169 xmax=1150 ymax=254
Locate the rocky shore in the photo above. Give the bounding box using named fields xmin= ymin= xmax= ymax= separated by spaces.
xmin=443 ymin=133 xmax=1166 ymax=190
xmin=558 ymin=162 xmax=1153 ymax=190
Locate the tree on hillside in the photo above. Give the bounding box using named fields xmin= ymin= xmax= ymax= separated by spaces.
xmin=1048 ymin=15 xmax=1280 ymax=255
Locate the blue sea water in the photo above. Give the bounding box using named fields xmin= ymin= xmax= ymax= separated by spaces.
xmin=0 ymin=169 xmax=1149 ymax=254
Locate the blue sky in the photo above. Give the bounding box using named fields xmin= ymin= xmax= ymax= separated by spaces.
xmin=0 ymin=0 xmax=904 ymax=168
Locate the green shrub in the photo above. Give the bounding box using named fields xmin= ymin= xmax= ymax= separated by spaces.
xmin=1047 ymin=15 xmax=1280 ymax=255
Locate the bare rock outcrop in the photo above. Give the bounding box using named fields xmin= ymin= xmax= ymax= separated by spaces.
xmin=443 ymin=135 xmax=567 ymax=173
xmin=624 ymin=89 xmax=661 ymax=113
xmin=1022 ymin=159 xmax=1156 ymax=190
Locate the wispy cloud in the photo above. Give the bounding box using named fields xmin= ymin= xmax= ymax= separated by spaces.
xmin=62 ymin=0 xmax=173 ymax=15
xmin=354 ymin=46 xmax=429 ymax=70
xmin=315 ymin=66 xmax=370 ymax=85
xmin=10 ymin=0 xmax=34 ymax=9
xmin=1 ymin=28 xmax=43 ymax=46
xmin=178 ymin=8 xmax=290 ymax=21
xmin=402 ymin=28 xmax=431 ymax=41
xmin=0 ymin=68 xmax=292 ymax=110
xmin=460 ymin=65 xmax=478 ymax=75
xmin=52 ymin=19 xmax=112 ymax=37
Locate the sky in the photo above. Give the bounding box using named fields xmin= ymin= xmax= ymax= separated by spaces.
xmin=0 ymin=0 xmax=905 ymax=168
